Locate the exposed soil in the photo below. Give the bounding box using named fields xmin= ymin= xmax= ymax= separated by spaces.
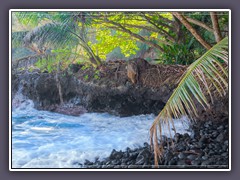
xmin=75 ymin=58 xmax=186 ymax=89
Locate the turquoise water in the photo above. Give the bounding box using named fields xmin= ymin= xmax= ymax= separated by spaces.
xmin=12 ymin=99 xmax=190 ymax=168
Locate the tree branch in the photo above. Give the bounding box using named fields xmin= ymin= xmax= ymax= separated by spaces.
xmin=142 ymin=13 xmax=174 ymax=31
xmin=172 ymin=12 xmax=212 ymax=50
xmin=141 ymin=13 xmax=176 ymax=42
xmin=105 ymin=19 xmax=165 ymax=52
xmin=185 ymin=17 xmax=214 ymax=32
xmin=121 ymin=24 xmax=172 ymax=45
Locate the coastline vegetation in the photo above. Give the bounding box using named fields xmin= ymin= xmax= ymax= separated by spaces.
xmin=11 ymin=11 xmax=229 ymax=166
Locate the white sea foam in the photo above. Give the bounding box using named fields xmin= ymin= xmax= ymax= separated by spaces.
xmin=12 ymin=100 xmax=191 ymax=168
xmin=30 ymin=127 xmax=54 ymax=131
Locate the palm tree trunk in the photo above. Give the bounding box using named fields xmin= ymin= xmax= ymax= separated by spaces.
xmin=84 ymin=44 xmax=102 ymax=66
xmin=80 ymin=14 xmax=102 ymax=67
xmin=56 ymin=60 xmax=64 ymax=105
xmin=210 ymin=12 xmax=223 ymax=43
xmin=67 ymin=29 xmax=102 ymax=66
xmin=172 ymin=12 xmax=212 ymax=50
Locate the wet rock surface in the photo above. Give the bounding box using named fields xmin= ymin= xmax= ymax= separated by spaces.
xmin=46 ymin=104 xmax=87 ymax=116
xmin=80 ymin=117 xmax=229 ymax=169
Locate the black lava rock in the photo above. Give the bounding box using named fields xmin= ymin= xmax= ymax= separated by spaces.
xmin=74 ymin=117 xmax=228 ymax=169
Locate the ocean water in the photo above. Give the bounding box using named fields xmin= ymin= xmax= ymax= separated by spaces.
xmin=12 ymin=99 xmax=190 ymax=168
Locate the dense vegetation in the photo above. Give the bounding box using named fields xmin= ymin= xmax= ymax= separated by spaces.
xmin=11 ymin=11 xmax=229 ymax=166
xmin=12 ymin=11 xmax=228 ymax=67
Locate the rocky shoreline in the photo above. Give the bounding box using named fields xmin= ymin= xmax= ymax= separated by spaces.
xmin=79 ymin=117 xmax=229 ymax=169
xmin=12 ymin=60 xmax=229 ymax=169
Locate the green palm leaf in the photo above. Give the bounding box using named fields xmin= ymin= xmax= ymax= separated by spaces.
xmin=14 ymin=12 xmax=49 ymax=27
xmin=150 ymin=37 xmax=228 ymax=166
xmin=12 ymin=31 xmax=29 ymax=48
xmin=23 ymin=23 xmax=79 ymax=49
xmin=14 ymin=12 xmax=80 ymax=50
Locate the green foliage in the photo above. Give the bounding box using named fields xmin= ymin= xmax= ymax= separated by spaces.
xmin=94 ymin=74 xmax=100 ymax=80
xmin=89 ymin=27 xmax=140 ymax=59
xmin=84 ymin=74 xmax=89 ymax=80
xmin=157 ymin=37 xmax=195 ymax=65
xmin=12 ymin=31 xmax=28 ymax=48
xmin=14 ymin=12 xmax=49 ymax=27
xmin=35 ymin=56 xmax=56 ymax=73
xmin=81 ymin=65 xmax=90 ymax=70
xmin=218 ymin=12 xmax=229 ymax=28
xmin=93 ymin=70 xmax=100 ymax=80
xmin=12 ymin=11 xmax=229 ymax=69
xmin=33 ymin=47 xmax=77 ymax=73
xmin=12 ymin=48 xmax=35 ymax=61
xmin=13 ymin=11 xmax=100 ymax=66
xmin=28 ymin=66 xmax=35 ymax=72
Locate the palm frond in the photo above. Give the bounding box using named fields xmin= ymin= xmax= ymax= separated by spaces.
xmin=14 ymin=12 xmax=80 ymax=50
xmin=23 ymin=23 xmax=79 ymax=49
xmin=14 ymin=12 xmax=50 ymax=27
xmin=12 ymin=31 xmax=29 ymax=48
xmin=150 ymin=37 xmax=228 ymax=166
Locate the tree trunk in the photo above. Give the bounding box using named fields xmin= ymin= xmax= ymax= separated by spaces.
xmin=172 ymin=12 xmax=212 ymax=50
xmin=84 ymin=45 xmax=102 ymax=66
xmin=79 ymin=13 xmax=102 ymax=67
xmin=56 ymin=61 xmax=64 ymax=105
xmin=173 ymin=15 xmax=184 ymax=43
xmin=210 ymin=12 xmax=223 ymax=43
